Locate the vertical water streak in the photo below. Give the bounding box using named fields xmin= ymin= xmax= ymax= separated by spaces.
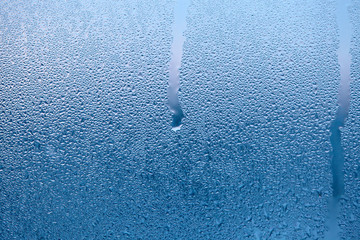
xmin=327 ymin=0 xmax=352 ymax=238
xmin=168 ymin=0 xmax=190 ymax=130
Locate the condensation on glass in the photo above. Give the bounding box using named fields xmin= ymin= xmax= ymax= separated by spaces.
xmin=0 ymin=0 xmax=359 ymax=239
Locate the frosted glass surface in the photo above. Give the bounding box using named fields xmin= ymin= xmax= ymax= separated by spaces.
xmin=0 ymin=0 xmax=359 ymax=239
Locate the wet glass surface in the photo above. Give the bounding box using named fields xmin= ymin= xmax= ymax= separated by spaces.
xmin=0 ymin=0 xmax=359 ymax=239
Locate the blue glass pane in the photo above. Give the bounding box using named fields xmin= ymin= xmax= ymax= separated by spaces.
xmin=0 ymin=0 xmax=359 ymax=239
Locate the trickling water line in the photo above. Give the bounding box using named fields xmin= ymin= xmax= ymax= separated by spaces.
xmin=168 ymin=0 xmax=190 ymax=130
xmin=331 ymin=0 xmax=352 ymax=199
xmin=327 ymin=0 xmax=352 ymax=238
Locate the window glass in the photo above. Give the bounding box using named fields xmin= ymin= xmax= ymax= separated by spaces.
xmin=0 ymin=0 xmax=358 ymax=239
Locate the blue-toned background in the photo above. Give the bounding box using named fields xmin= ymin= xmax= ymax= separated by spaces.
xmin=0 ymin=0 xmax=359 ymax=239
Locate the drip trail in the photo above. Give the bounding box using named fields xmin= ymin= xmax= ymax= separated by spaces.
xmin=327 ymin=0 xmax=352 ymax=238
xmin=168 ymin=0 xmax=190 ymax=130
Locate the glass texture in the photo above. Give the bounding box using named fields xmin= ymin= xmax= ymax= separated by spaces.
xmin=0 ymin=0 xmax=359 ymax=239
